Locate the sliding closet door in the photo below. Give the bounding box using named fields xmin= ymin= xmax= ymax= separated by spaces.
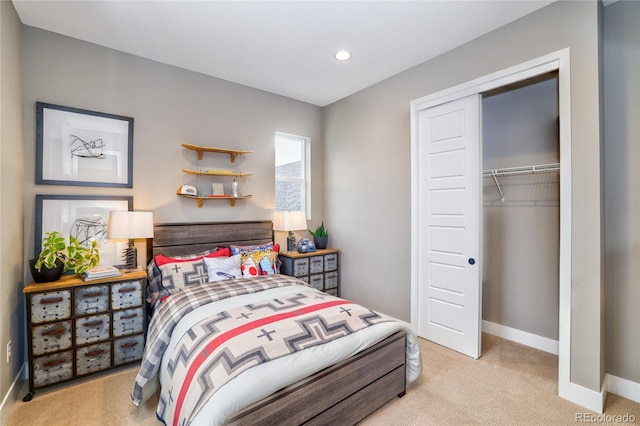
xmin=417 ymin=94 xmax=481 ymax=359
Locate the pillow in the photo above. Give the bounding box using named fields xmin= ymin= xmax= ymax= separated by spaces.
xmin=203 ymin=254 xmax=243 ymax=282
xmin=158 ymin=258 xmax=210 ymax=296
xmin=146 ymin=248 xmax=230 ymax=307
xmin=154 ymin=247 xmax=230 ymax=266
xmin=231 ymin=242 xmax=277 ymax=276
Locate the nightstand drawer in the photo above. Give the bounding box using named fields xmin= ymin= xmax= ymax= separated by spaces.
xmin=33 ymin=351 xmax=73 ymax=388
xmin=292 ymin=258 xmax=309 ymax=276
xmin=325 ymin=271 xmax=338 ymax=289
xmin=111 ymin=280 xmax=143 ymax=309
xmin=309 ymin=256 xmax=324 ymax=274
xmin=32 ymin=320 xmax=72 ymax=356
xmin=309 ymin=274 xmax=324 ymax=291
xmin=76 ymin=342 xmax=111 ymax=375
xmin=114 ymin=335 xmax=145 ymax=365
xmin=75 ymin=285 xmax=109 ymax=315
xmin=31 ymin=290 xmax=71 ymax=324
xmin=324 ymin=254 xmax=338 ymax=271
xmin=113 ymin=307 xmax=144 ymax=337
xmin=75 ymin=314 xmax=110 ymax=345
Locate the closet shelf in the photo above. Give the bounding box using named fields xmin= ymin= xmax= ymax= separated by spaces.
xmin=483 ymin=162 xmax=560 ymax=202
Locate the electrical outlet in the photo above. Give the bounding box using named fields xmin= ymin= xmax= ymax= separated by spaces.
xmin=6 ymin=340 xmax=11 ymax=364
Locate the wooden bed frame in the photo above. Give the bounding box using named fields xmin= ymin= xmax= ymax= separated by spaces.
xmin=150 ymin=221 xmax=407 ymax=425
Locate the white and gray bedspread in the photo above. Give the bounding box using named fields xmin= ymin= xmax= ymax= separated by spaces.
xmin=132 ymin=275 xmax=422 ymax=426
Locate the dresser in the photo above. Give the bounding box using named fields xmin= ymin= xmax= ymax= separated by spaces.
xmin=279 ymin=249 xmax=339 ymax=296
xmin=23 ymin=270 xmax=147 ymax=401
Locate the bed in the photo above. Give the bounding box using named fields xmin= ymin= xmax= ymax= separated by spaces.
xmin=132 ymin=221 xmax=422 ymax=425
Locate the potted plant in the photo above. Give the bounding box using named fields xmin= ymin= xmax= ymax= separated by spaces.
xmin=309 ymin=221 xmax=329 ymax=249
xmin=30 ymin=231 xmax=100 ymax=283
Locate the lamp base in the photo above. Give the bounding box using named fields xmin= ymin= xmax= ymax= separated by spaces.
xmin=286 ymin=232 xmax=297 ymax=252
xmin=123 ymin=241 xmax=137 ymax=271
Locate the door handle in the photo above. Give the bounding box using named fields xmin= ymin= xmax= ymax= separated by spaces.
xmin=468 ymin=258 xmax=476 ymax=265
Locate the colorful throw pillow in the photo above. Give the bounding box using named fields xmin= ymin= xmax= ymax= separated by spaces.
xmin=203 ymin=254 xmax=243 ymax=282
xmin=231 ymin=242 xmax=278 ymax=276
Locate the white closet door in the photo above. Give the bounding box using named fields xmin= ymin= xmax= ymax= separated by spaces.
xmin=417 ymin=94 xmax=481 ymax=359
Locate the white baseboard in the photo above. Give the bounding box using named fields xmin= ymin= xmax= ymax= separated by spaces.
xmin=482 ymin=320 xmax=559 ymax=355
xmin=607 ymin=373 xmax=640 ymax=403
xmin=0 ymin=363 xmax=26 ymax=425
xmin=568 ymin=378 xmax=607 ymax=414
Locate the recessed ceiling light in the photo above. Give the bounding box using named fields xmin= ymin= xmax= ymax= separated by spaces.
xmin=334 ymin=50 xmax=352 ymax=61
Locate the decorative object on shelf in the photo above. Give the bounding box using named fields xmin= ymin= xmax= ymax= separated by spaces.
xmin=232 ymin=180 xmax=239 ymax=197
xmin=212 ymin=182 xmax=224 ymax=196
xmin=35 ymin=194 xmax=132 ymax=267
xmin=107 ymin=211 xmax=154 ymax=271
xmin=273 ymin=211 xmax=307 ymax=252
xmin=309 ymin=221 xmax=329 ymax=249
xmin=178 ymin=185 xmax=198 ymax=196
xmin=296 ymin=238 xmax=316 ymax=254
xmin=35 ymin=102 xmax=134 ymax=188
xmin=30 ymin=230 xmax=100 ymax=283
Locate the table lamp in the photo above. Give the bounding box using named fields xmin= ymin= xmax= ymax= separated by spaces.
xmin=273 ymin=211 xmax=307 ymax=252
xmin=107 ymin=211 xmax=154 ymax=270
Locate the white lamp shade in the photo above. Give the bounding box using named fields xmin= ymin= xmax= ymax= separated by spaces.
xmin=273 ymin=211 xmax=307 ymax=232
xmin=107 ymin=211 xmax=154 ymax=239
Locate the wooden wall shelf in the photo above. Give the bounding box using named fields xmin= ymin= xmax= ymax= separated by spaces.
xmin=181 ymin=169 xmax=252 ymax=177
xmin=177 ymin=193 xmax=252 ymax=207
xmin=182 ymin=143 xmax=252 ymax=162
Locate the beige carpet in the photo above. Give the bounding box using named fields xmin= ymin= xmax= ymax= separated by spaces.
xmin=6 ymin=334 xmax=639 ymax=425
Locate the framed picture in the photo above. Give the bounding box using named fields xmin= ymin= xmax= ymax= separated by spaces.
xmin=36 ymin=102 xmax=134 ymax=187
xmin=35 ymin=195 xmax=133 ymax=267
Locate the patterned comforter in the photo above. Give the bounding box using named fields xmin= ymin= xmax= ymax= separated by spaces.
xmin=132 ymin=275 xmax=422 ymax=426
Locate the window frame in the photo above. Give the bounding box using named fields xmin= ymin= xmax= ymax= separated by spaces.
xmin=275 ymin=132 xmax=311 ymax=218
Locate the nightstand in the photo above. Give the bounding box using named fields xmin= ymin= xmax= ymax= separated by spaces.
xmin=279 ymin=249 xmax=339 ymax=296
xmin=22 ymin=269 xmax=147 ymax=401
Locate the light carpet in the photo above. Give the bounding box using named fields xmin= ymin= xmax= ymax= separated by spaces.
xmin=6 ymin=334 xmax=639 ymax=425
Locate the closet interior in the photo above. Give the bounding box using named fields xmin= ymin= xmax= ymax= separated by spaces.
xmin=481 ymin=72 xmax=560 ymax=352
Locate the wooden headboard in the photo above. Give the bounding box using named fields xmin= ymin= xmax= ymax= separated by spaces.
xmin=149 ymin=221 xmax=273 ymax=259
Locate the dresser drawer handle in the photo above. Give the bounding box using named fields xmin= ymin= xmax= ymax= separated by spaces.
xmin=84 ymin=349 xmax=106 ymax=357
xmin=120 ymin=341 xmax=140 ymax=349
xmin=40 ymin=297 xmax=63 ymax=305
xmin=120 ymin=313 xmax=138 ymax=320
xmin=41 ymin=326 xmax=65 ymax=337
xmin=118 ymin=286 xmax=137 ymax=294
xmin=43 ymin=358 xmax=66 ymax=367
xmin=81 ymin=291 xmax=103 ymax=298
xmin=82 ymin=320 xmax=104 ymax=328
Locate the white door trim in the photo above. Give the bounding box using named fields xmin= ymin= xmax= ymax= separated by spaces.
xmin=410 ymin=48 xmax=573 ymax=404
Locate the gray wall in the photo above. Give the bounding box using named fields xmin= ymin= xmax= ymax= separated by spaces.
xmin=482 ymin=78 xmax=560 ymax=341
xmin=0 ymin=0 xmax=25 ymax=423
xmin=21 ymin=26 xmax=324 ymax=267
xmin=603 ymin=0 xmax=640 ymax=384
xmin=324 ymin=0 xmax=605 ymax=391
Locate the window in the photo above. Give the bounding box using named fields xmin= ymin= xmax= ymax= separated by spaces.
xmin=275 ymin=132 xmax=310 ymax=216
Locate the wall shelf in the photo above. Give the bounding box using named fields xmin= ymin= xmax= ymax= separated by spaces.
xmin=182 ymin=143 xmax=252 ymax=162
xmin=176 ymin=193 xmax=252 ymax=208
xmin=181 ymin=169 xmax=252 ymax=177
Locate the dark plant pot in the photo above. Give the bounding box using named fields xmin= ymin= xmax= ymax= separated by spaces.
xmin=29 ymin=258 xmax=64 ymax=283
xmin=314 ymin=236 xmax=328 ymax=250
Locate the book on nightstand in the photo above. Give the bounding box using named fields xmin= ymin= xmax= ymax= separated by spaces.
xmin=83 ymin=265 xmax=122 ymax=281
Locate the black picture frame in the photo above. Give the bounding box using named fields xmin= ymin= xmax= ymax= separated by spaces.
xmin=36 ymin=102 xmax=134 ymax=187
xmin=34 ymin=195 xmax=134 ymax=267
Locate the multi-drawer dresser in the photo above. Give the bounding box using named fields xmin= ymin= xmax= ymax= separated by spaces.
xmin=23 ymin=270 xmax=147 ymax=401
xmin=279 ymin=248 xmax=339 ymax=296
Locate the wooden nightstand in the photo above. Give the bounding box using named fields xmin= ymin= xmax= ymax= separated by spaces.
xmin=279 ymin=249 xmax=339 ymax=296
xmin=22 ymin=269 xmax=147 ymax=401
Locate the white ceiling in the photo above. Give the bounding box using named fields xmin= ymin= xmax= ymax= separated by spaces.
xmin=12 ymin=0 xmax=555 ymax=107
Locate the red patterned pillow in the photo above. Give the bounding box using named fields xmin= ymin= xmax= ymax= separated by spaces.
xmin=154 ymin=247 xmax=230 ymax=266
